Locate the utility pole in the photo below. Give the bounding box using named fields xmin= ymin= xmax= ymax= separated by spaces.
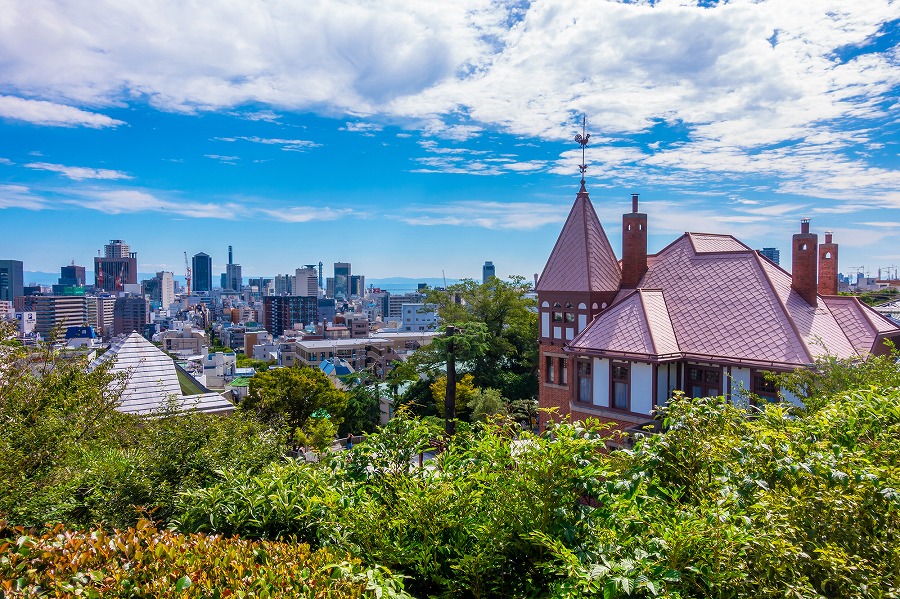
xmin=444 ymin=325 xmax=456 ymax=436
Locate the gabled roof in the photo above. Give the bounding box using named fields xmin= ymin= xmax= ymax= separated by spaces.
xmin=569 ymin=233 xmax=900 ymax=367
xmin=536 ymin=184 xmax=621 ymax=293
xmin=568 ymin=290 xmax=678 ymax=357
xmin=91 ymin=332 xmax=234 ymax=415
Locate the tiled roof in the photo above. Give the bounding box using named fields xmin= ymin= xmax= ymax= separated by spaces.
xmin=688 ymin=233 xmax=749 ymax=254
xmin=569 ymin=292 xmax=654 ymax=355
xmin=569 ymin=289 xmax=678 ymax=357
xmin=570 ymin=233 xmax=900 ymax=367
xmin=536 ymin=186 xmax=621 ymax=293
xmin=91 ymin=332 xmax=234 ymax=415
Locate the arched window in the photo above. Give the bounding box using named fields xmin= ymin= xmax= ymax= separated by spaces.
xmin=541 ymin=301 xmax=550 ymax=308
xmin=824 ymin=251 xmax=832 ymax=259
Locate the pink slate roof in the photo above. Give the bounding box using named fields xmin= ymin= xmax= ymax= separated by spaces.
xmin=569 ymin=290 xmax=679 ymax=357
xmin=570 ymin=234 xmax=900 ymax=367
xmin=536 ymin=186 xmax=621 ymax=293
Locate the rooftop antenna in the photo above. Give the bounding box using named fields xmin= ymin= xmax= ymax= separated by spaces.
xmin=574 ymin=114 xmax=590 ymax=185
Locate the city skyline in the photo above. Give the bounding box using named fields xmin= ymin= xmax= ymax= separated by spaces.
xmin=1 ymin=1 xmax=899 ymax=279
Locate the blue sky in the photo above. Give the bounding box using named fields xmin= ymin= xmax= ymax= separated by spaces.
xmin=1 ymin=0 xmax=899 ymax=283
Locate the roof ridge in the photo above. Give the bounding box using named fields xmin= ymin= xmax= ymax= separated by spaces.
xmin=753 ymin=251 xmax=815 ymax=364
xmin=636 ymin=290 xmax=657 ymax=356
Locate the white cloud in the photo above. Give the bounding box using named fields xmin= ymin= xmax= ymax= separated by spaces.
xmin=0 ymin=158 xmax=12 ymax=165
xmin=24 ymin=162 xmax=132 ymax=181
xmin=342 ymin=122 xmax=383 ymax=134
xmin=258 ymin=206 xmax=354 ymax=222
xmin=0 ymin=0 xmax=897 ymax=204
xmin=65 ymin=188 xmax=244 ymax=219
xmin=215 ymin=136 xmax=321 ymax=152
xmin=0 ymin=95 xmax=124 ymax=128
xmin=204 ymin=154 xmax=240 ymax=164
xmin=396 ymin=201 xmax=567 ymax=230
xmin=0 ymin=184 xmax=48 ymax=210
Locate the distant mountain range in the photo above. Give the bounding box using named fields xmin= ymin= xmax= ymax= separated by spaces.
xmin=24 ymin=272 xmax=464 ymax=292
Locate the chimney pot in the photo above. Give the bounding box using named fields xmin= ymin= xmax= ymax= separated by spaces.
xmin=825 ymin=231 xmax=833 ymax=244
xmin=801 ymin=218 xmax=810 ymax=234
xmin=631 ymin=193 xmax=639 ymax=213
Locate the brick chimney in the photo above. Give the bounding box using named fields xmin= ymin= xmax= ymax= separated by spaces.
xmin=818 ymin=231 xmax=838 ymax=296
xmin=792 ymin=218 xmax=818 ymax=306
xmin=621 ymin=193 xmax=648 ymax=288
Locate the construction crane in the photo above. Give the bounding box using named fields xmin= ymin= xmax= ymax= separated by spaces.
xmin=116 ymin=263 xmax=125 ymax=291
xmin=184 ymin=251 xmax=192 ymax=295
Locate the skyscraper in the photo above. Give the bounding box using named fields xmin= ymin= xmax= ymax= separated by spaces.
xmin=760 ymin=247 xmax=780 ymax=266
xmin=262 ymin=295 xmax=318 ymax=335
xmin=0 ymin=260 xmax=24 ymax=302
xmin=192 ymin=252 xmax=213 ymax=293
xmin=59 ymin=263 xmax=86 ymax=286
xmin=94 ymin=240 xmax=137 ymax=292
xmin=482 ymin=261 xmax=495 ymax=283
xmin=333 ymin=262 xmax=350 ymax=298
xmin=143 ymin=272 xmax=175 ymax=309
xmin=294 ymin=267 xmax=318 ymax=297
xmin=224 ymin=246 xmax=241 ymax=291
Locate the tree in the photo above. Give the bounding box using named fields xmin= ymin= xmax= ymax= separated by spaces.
xmin=429 ymin=373 xmax=478 ymax=421
xmin=339 ymin=380 xmax=383 ymax=436
xmin=421 ymin=277 xmax=538 ymax=402
xmin=242 ymin=366 xmax=348 ymax=438
xmin=423 ymin=323 xmax=490 ymax=435
xmin=469 ymin=387 xmax=507 ymax=423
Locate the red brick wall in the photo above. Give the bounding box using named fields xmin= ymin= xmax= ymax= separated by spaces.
xmin=538 ymin=343 xmax=571 ymax=426
xmin=818 ymin=241 xmax=838 ymax=295
xmin=621 ymin=213 xmax=647 ymax=288
xmin=792 ymin=227 xmax=818 ymax=306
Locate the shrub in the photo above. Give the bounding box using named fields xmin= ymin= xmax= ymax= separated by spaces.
xmin=0 ymin=519 xmax=411 ymax=598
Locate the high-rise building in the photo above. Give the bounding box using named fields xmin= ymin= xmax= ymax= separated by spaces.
xmin=113 ymin=295 xmax=150 ymax=336
xmin=318 ymin=261 xmax=324 ymax=289
xmin=86 ymin=295 xmax=116 ymax=339
xmin=142 ymin=271 xmax=175 ymax=309
xmin=483 ymin=261 xmax=495 ymax=283
xmin=18 ymin=294 xmax=87 ymax=340
xmin=333 ymin=262 xmax=351 ymax=298
xmin=760 ymin=247 xmax=780 ymax=266
xmin=294 ymin=267 xmax=318 ymax=297
xmin=94 ymin=240 xmax=138 ymax=292
xmin=192 ymin=252 xmax=213 ymax=293
xmin=223 ymin=246 xmax=241 ymax=291
xmin=0 ymin=260 xmax=24 ymax=302
xmin=262 ymin=295 xmax=318 ymax=335
xmin=59 ymin=263 xmax=86 ymax=286
xmin=350 ymin=274 xmax=365 ymax=297
xmin=226 ymin=263 xmax=242 ymax=291
xmin=274 ymin=274 xmax=295 ymax=296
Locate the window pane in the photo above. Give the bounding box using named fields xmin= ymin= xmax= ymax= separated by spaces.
xmin=579 ymin=376 xmax=592 ymax=403
xmin=613 ymin=382 xmax=628 ymax=409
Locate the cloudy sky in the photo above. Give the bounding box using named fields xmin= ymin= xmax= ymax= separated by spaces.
xmin=1 ymin=0 xmax=899 ymax=282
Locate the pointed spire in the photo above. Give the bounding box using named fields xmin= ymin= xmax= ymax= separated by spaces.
xmin=537 ymin=118 xmax=620 ymax=293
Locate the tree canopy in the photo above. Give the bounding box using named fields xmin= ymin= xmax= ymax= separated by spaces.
xmin=242 ymin=366 xmax=348 ymax=437
xmin=419 ymin=276 xmax=538 ymax=402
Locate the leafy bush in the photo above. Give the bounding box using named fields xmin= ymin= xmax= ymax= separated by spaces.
xmin=0 ymin=519 xmax=411 ymax=598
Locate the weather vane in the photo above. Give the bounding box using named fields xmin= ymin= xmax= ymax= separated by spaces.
xmin=574 ymin=114 xmax=590 ymax=183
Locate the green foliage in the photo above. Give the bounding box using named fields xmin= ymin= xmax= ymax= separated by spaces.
xmin=0 ymin=519 xmax=411 ymax=598
xmin=296 ymin=416 xmax=339 ymax=453
xmin=394 ymin=376 xmax=438 ymax=418
xmin=242 ymin=365 xmax=349 ymax=436
xmin=420 ymin=276 xmax=538 ymax=402
xmin=0 ymin=324 xmax=284 ymax=528
xmin=772 ymin=343 xmax=900 ymax=410
xmin=339 ymin=381 xmax=383 ymax=436
xmin=429 ymin=372 xmax=477 ymax=417
xmin=468 ymin=387 xmax=507 ymax=422
xmin=236 ymin=353 xmax=274 ymax=371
